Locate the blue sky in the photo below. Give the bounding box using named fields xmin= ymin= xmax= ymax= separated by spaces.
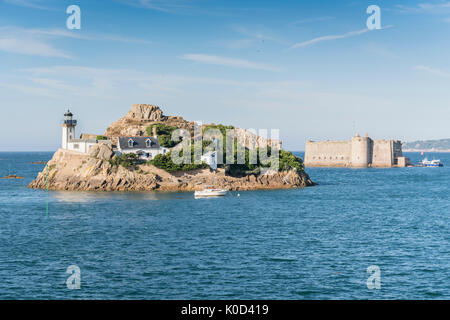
xmin=1 ymin=0 xmax=450 ymax=151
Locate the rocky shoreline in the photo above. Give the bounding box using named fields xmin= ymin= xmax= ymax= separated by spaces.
xmin=28 ymin=146 xmax=314 ymax=192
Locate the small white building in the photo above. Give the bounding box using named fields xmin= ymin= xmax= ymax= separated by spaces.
xmin=117 ymin=136 xmax=169 ymax=160
xmin=201 ymin=151 xmax=218 ymax=170
xmin=61 ymin=110 xmax=111 ymax=154
xmin=67 ymin=139 xmax=98 ymax=153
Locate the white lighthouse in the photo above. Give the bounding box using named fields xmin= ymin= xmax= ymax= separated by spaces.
xmin=61 ymin=110 xmax=77 ymax=149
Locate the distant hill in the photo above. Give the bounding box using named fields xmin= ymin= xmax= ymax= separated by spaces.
xmin=403 ymin=139 xmax=450 ymax=152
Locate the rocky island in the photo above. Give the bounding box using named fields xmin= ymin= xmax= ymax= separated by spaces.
xmin=29 ymin=104 xmax=313 ymax=192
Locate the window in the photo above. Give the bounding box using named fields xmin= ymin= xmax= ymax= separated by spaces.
xmin=128 ymin=139 xmax=134 ymax=148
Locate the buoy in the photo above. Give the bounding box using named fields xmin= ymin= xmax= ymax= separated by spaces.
xmin=237 ymin=193 xmax=240 ymax=197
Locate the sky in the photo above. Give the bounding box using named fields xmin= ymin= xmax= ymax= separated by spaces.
xmin=0 ymin=0 xmax=450 ymax=151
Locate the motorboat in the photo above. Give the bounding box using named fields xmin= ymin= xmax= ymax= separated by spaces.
xmin=419 ymin=158 xmax=443 ymax=167
xmin=194 ymin=185 xmax=228 ymax=198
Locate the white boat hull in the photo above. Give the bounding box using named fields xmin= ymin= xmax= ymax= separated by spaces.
xmin=194 ymin=190 xmax=227 ymax=197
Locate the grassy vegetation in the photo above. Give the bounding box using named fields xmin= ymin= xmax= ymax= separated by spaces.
xmin=279 ymin=150 xmax=304 ymax=172
xmin=203 ymin=124 xmax=234 ymax=137
xmin=148 ymin=148 xmax=209 ymax=172
xmin=146 ymin=124 xmax=179 ymax=148
xmin=96 ymin=135 xmax=108 ymax=140
xmin=109 ymin=153 xmax=140 ymax=169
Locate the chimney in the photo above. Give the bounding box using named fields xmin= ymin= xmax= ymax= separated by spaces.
xmin=152 ymin=126 xmax=157 ymax=138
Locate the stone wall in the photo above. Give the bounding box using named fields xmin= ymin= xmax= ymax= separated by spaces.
xmin=305 ymin=135 xmax=404 ymax=168
xmin=304 ymin=140 xmax=351 ymax=167
xmin=372 ymin=140 xmax=393 ymax=167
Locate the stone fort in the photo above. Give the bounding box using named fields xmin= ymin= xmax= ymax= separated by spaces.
xmin=304 ymin=134 xmax=409 ymax=168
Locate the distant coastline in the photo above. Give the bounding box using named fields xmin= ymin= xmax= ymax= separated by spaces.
xmin=403 ymin=138 xmax=450 ymax=152
xmin=403 ymin=149 xmax=450 ymax=153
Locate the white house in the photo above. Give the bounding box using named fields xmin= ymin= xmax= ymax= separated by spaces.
xmin=117 ymin=136 xmax=169 ymax=160
xmin=61 ymin=110 xmax=112 ymax=154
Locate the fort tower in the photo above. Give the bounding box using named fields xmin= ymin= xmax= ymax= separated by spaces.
xmin=350 ymin=134 xmax=372 ymax=168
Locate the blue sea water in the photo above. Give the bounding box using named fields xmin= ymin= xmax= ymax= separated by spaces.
xmin=0 ymin=151 xmax=449 ymax=300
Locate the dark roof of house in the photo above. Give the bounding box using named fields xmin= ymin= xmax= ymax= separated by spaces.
xmin=118 ymin=137 xmax=161 ymax=150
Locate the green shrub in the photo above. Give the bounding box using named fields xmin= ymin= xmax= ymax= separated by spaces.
xmin=148 ymin=151 xmax=208 ymax=172
xmin=146 ymin=124 xmax=178 ymax=148
xmin=96 ymin=135 xmax=108 ymax=140
xmin=109 ymin=153 xmax=139 ymax=169
xmin=278 ymin=150 xmax=304 ymax=172
xmin=203 ymin=124 xmax=234 ymax=137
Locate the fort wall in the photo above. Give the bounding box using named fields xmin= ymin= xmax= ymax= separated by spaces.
xmin=305 ymin=135 xmax=406 ymax=168
xmin=350 ymin=136 xmax=371 ymax=168
xmin=304 ymin=140 xmax=351 ymax=167
xmin=372 ymin=140 xmax=393 ymax=167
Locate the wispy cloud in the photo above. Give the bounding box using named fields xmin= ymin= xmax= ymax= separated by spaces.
xmin=0 ymin=37 xmax=71 ymax=58
xmin=3 ymin=0 xmax=53 ymax=10
xmin=7 ymin=66 xmax=301 ymax=103
xmin=291 ymin=16 xmax=334 ymax=25
xmin=231 ymin=26 xmax=287 ymax=44
xmin=394 ymin=1 xmax=450 ymax=14
xmin=290 ymin=26 xmax=393 ymax=49
xmin=0 ymin=27 xmax=73 ymax=58
xmin=291 ymin=29 xmax=369 ymax=49
xmin=219 ymin=25 xmax=288 ymax=50
xmin=414 ymin=65 xmax=450 ymax=78
xmin=11 ymin=66 xmax=133 ymax=98
xmin=0 ymin=26 xmax=152 ymax=58
xmin=7 ymin=65 xmax=296 ymax=98
xmin=115 ymin=0 xmax=249 ymax=16
xmin=180 ymin=53 xmax=282 ymax=71
xmin=115 ymin=0 xmax=191 ymax=13
xmin=1 ymin=26 xmax=152 ymax=44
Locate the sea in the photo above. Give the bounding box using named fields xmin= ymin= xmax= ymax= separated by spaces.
xmin=0 ymin=151 xmax=449 ymax=300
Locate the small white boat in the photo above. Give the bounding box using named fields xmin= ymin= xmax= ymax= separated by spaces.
xmin=419 ymin=158 xmax=444 ymax=167
xmin=194 ymin=185 xmax=228 ymax=198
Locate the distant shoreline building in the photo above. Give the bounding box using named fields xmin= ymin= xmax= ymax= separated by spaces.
xmin=304 ymin=134 xmax=410 ymax=168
